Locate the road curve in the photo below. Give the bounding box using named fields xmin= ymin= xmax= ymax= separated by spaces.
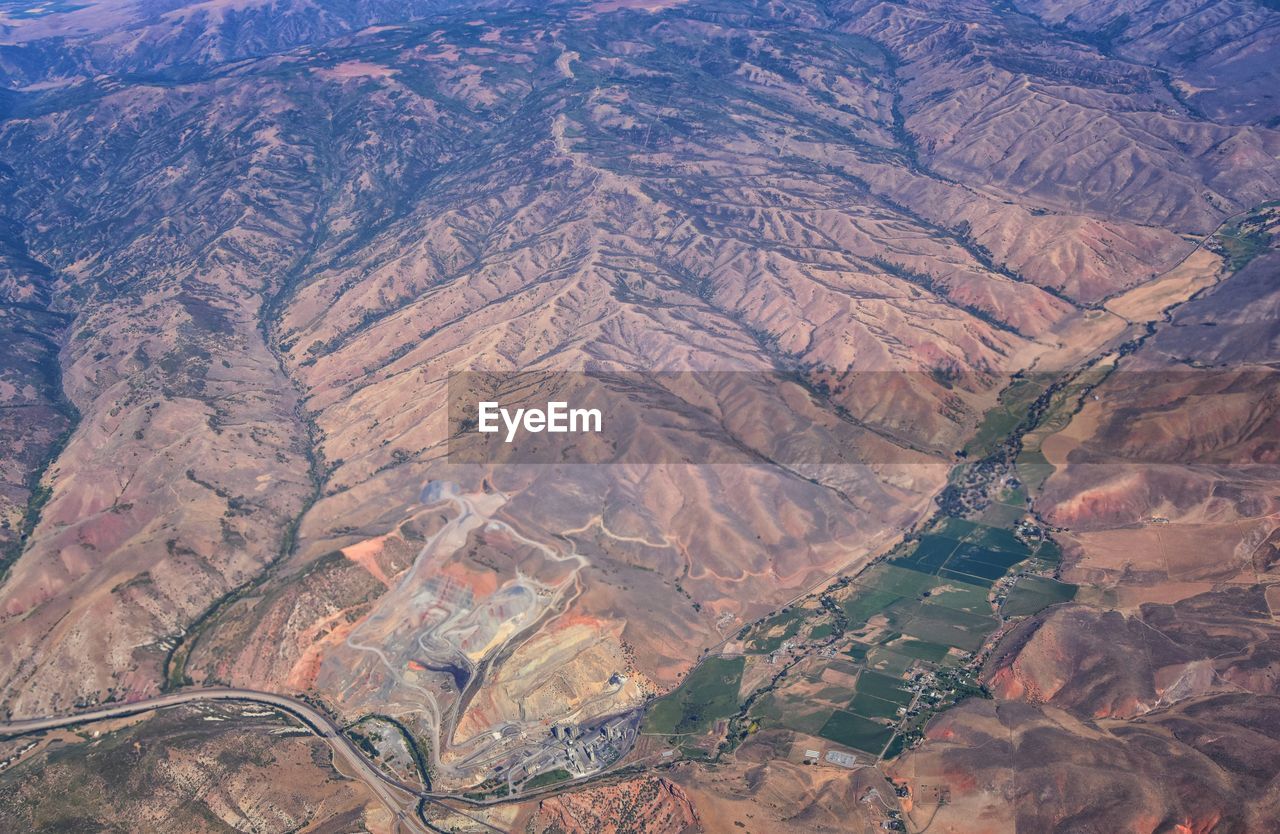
xmin=0 ymin=688 xmax=432 ymax=834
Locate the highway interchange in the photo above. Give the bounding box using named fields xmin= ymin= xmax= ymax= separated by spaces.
xmin=0 ymin=687 xmax=490 ymax=834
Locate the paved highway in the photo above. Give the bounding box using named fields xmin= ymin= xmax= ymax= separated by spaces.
xmin=0 ymin=688 xmax=434 ymax=834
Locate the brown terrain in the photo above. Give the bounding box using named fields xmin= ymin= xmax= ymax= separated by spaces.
xmin=0 ymin=702 xmax=392 ymax=833
xmin=521 ymin=775 xmax=701 ymax=833
xmin=884 ymin=170 xmax=1280 ymax=833
xmin=0 ymin=0 xmax=1277 ymax=831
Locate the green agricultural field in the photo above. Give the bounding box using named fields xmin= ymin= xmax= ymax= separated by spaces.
xmin=918 ymin=601 xmax=999 ymax=629
xmin=882 ymin=733 xmax=909 ymax=760
xmin=818 ymin=710 xmax=895 ymax=754
xmin=963 ymin=377 xmax=1047 ymax=458
xmin=812 ymin=683 xmax=858 ymax=705
xmin=880 ymin=597 xmax=929 ymax=630
xmin=856 ymin=670 xmax=913 ymax=705
xmin=860 ymin=564 xmax=940 ymax=596
xmin=749 ymin=692 xmax=783 ymax=724
xmin=1034 ymin=539 xmax=1063 ymax=565
xmin=644 ymin=656 xmax=745 ymax=735
xmin=825 ymin=659 xmax=862 ymax=681
xmin=751 ymin=693 xmax=832 ymax=736
xmin=934 ymin=517 xmax=980 ymax=541
xmin=972 ymin=548 xmax=1028 ymax=570
xmin=783 ymin=708 xmax=836 ymax=737
xmin=863 ymin=646 xmax=917 ymax=677
xmin=875 ymin=629 xmax=902 ymax=646
xmin=889 ymin=637 xmax=951 ymax=663
xmin=978 ymin=498 xmax=1026 ymax=528
xmin=922 ymin=578 xmax=992 ymax=614
xmin=1015 ymin=448 xmax=1056 ymax=492
xmin=1216 ymin=208 xmax=1275 ymax=270
xmin=1002 ymin=576 xmax=1077 ymax=617
xmin=849 ymin=691 xmax=904 ymax=719
xmin=842 ymin=588 xmax=904 ymax=623
xmin=894 ymin=535 xmax=957 ymax=572
xmin=900 ymin=606 xmax=998 ymax=653
xmin=962 ymin=525 xmax=1029 ymax=555
xmin=940 ymin=560 xmax=1009 ymax=583
xmin=948 ymin=547 xmax=1024 ymax=576
xmin=751 ymin=620 xmax=802 ymax=653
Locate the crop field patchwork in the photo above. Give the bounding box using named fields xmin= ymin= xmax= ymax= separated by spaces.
xmin=848 ymin=691 xmax=904 ymax=719
xmin=855 ymin=670 xmax=914 ymax=705
xmin=862 ymin=647 xmax=916 ymax=676
xmin=889 ymin=521 xmax=1035 ymax=590
xmin=940 ymin=561 xmax=1009 ymax=583
xmin=710 ymin=505 xmax=1053 ymax=764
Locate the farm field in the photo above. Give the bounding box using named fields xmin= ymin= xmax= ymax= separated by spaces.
xmin=818 ymin=710 xmax=895 ymax=754
xmin=1002 ymin=576 xmax=1077 ymax=617
xmin=849 ymin=691 xmax=904 ymax=719
xmin=886 ymin=637 xmax=951 ymax=663
xmin=899 ymin=607 xmax=997 ymax=653
xmin=842 ymin=588 xmax=906 ymax=623
xmin=855 ymin=670 xmax=914 ymax=706
xmin=921 ymin=579 xmax=992 ymax=614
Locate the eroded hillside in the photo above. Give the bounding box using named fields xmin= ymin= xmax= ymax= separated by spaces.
xmin=0 ymin=0 xmax=1277 ymax=830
